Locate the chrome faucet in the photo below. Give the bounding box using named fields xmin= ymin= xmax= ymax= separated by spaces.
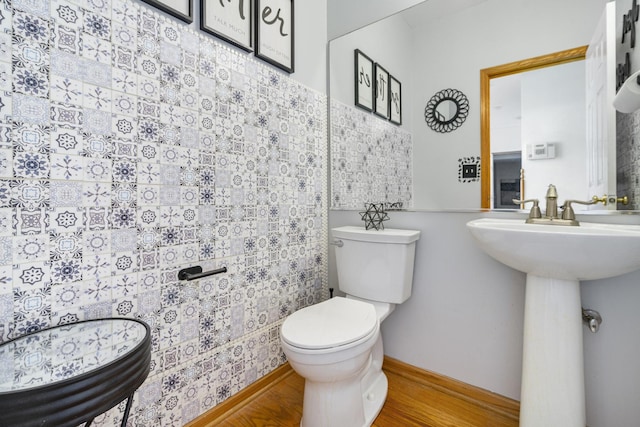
xmin=513 ymin=184 xmax=605 ymax=226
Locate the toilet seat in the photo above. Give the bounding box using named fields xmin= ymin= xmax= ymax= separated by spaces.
xmin=281 ymin=297 xmax=378 ymax=350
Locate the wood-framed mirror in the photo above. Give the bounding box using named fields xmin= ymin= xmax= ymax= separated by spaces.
xmin=479 ymin=46 xmax=588 ymax=209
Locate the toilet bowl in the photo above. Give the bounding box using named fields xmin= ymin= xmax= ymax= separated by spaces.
xmin=281 ymin=297 xmax=387 ymax=427
xmin=281 ymin=226 xmax=421 ymax=427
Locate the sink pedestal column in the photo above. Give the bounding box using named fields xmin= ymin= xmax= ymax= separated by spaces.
xmin=520 ymin=275 xmax=586 ymax=427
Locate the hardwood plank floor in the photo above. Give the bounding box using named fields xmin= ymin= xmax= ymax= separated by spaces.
xmin=214 ymin=362 xmax=519 ymax=427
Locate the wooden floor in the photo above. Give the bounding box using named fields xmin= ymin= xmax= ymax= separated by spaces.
xmin=214 ymin=363 xmax=519 ymax=427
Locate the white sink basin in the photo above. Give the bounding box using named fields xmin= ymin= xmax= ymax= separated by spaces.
xmin=467 ymin=218 xmax=640 ymax=427
xmin=467 ymin=218 xmax=640 ymax=280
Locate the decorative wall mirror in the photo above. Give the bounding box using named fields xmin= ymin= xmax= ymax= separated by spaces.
xmin=424 ymin=88 xmax=469 ymax=133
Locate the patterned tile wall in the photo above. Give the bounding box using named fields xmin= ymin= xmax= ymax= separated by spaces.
xmin=616 ymin=111 xmax=640 ymax=210
xmin=330 ymin=99 xmax=412 ymax=209
xmin=0 ymin=0 xmax=328 ymax=425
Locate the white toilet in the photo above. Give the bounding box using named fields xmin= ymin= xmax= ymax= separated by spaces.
xmin=280 ymin=225 xmax=420 ymax=427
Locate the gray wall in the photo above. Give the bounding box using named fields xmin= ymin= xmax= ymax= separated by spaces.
xmin=324 ymin=1 xmax=640 ymax=426
xmin=329 ymin=209 xmax=640 ymax=427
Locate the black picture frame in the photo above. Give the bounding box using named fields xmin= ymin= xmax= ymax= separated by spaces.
xmin=354 ymin=49 xmax=374 ymax=112
xmin=200 ymin=0 xmax=253 ymax=52
xmin=140 ymin=0 xmax=193 ymax=23
xmin=374 ymin=63 xmax=389 ymax=119
xmin=389 ymin=75 xmax=402 ymax=125
xmin=255 ymin=0 xmax=294 ymax=73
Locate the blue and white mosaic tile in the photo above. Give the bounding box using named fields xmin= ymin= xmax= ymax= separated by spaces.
xmin=330 ymin=99 xmax=413 ymax=210
xmin=616 ymin=111 xmax=640 ymax=210
xmin=0 ymin=0 xmax=328 ymax=425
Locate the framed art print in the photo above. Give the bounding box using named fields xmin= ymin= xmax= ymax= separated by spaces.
xmin=354 ymin=49 xmax=373 ymax=111
xmin=201 ymin=0 xmax=253 ymax=52
xmin=255 ymin=0 xmax=294 ymax=73
xmin=374 ymin=63 xmax=389 ymax=119
xmin=389 ymin=75 xmax=402 ymax=125
xmin=141 ymin=0 xmax=193 ymax=23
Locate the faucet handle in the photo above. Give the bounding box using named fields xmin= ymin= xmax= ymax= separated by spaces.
xmin=561 ymin=198 xmax=602 ymax=220
xmin=561 ymin=202 xmax=577 ymax=221
xmin=512 ymin=198 xmax=542 ymax=219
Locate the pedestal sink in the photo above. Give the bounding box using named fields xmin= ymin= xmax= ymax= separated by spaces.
xmin=467 ymin=218 xmax=640 ymax=427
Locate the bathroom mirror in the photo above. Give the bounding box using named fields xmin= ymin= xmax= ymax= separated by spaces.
xmin=436 ymin=101 xmax=456 ymax=120
xmin=327 ymin=0 xmax=631 ymax=210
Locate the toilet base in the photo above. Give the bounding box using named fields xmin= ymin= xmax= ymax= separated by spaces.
xmin=362 ymin=370 xmax=388 ymax=426
xmin=360 ymin=333 xmax=387 ymax=426
xmin=300 ymin=367 xmax=387 ymax=427
xmin=299 ymin=335 xmax=387 ymax=427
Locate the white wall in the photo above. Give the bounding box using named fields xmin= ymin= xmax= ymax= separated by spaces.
xmin=291 ymin=0 xmax=328 ymax=93
xmin=520 ymin=60 xmax=588 ymax=203
xmin=490 ymin=74 xmax=522 ymax=154
xmin=330 ymin=13 xmax=414 ymax=131
xmin=328 ymin=209 xmax=640 ymax=426
xmin=411 ymin=0 xmax=607 ymax=208
xmin=491 ymin=126 xmax=521 ymax=153
xmin=327 ymin=0 xmax=425 ymax=40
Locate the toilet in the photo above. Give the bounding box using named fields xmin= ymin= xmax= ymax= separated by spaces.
xmin=280 ymin=225 xmax=420 ymax=427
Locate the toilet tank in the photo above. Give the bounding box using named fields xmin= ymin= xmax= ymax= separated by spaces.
xmin=332 ymin=226 xmax=420 ymax=304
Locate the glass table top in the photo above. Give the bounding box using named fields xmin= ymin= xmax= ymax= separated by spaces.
xmin=0 ymin=318 xmax=148 ymax=393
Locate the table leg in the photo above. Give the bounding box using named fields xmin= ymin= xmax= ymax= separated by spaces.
xmin=120 ymin=393 xmax=134 ymax=427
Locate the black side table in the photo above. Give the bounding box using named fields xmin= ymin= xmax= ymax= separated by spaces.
xmin=0 ymin=318 xmax=151 ymax=427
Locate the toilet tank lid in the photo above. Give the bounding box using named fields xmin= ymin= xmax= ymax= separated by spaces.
xmin=281 ymin=297 xmax=377 ymax=350
xmin=332 ymin=226 xmax=420 ymax=244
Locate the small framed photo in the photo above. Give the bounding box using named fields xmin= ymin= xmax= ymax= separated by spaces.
xmin=201 ymin=0 xmax=253 ymax=52
xmin=389 ymin=75 xmax=402 ymax=125
xmin=354 ymin=49 xmax=373 ymax=112
xmin=374 ymin=63 xmax=389 ymax=119
xmin=140 ymin=0 xmax=193 ymax=23
xmin=255 ymin=0 xmax=294 ymax=73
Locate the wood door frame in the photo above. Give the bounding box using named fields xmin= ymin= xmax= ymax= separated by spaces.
xmin=479 ymin=46 xmax=588 ymax=209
